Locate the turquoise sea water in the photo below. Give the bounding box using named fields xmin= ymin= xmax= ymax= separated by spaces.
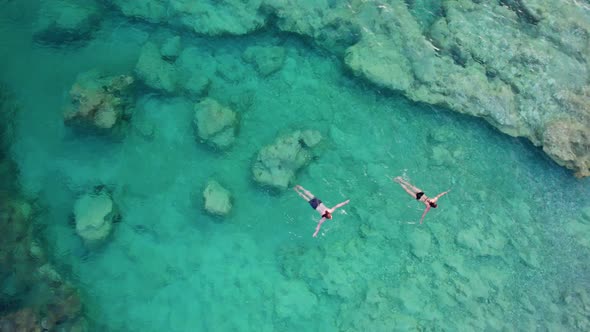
xmin=1 ymin=1 xmax=590 ymax=331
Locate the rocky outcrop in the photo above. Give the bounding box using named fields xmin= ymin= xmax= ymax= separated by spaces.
xmin=121 ymin=0 xmax=589 ymax=176
xmin=34 ymin=0 xmax=103 ymax=45
xmin=64 ymin=70 xmax=135 ymax=132
xmin=193 ymin=98 xmax=238 ymax=150
xmin=203 ymin=180 xmax=232 ymax=216
xmin=342 ymin=1 xmax=589 ymax=177
xmin=252 ymin=130 xmax=322 ymax=190
xmin=110 ymin=0 xmax=266 ymax=35
xmin=74 ymin=188 xmax=119 ymax=246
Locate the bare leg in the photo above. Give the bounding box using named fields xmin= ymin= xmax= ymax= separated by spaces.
xmin=397 ymin=182 xmax=418 ymax=198
xmin=396 ymin=178 xmax=423 ymax=193
xmin=294 ymin=186 xmax=313 ymax=201
xmin=294 ymin=189 xmax=310 ymax=201
xmin=296 ymin=185 xmax=316 ymax=199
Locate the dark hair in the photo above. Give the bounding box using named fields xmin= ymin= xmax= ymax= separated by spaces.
xmin=429 ymin=202 xmax=438 ymax=208
xmin=323 ymin=211 xmax=332 ymax=219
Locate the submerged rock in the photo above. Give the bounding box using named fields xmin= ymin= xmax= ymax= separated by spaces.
xmin=34 ymin=0 xmax=103 ymax=45
xmin=135 ymin=41 xmax=212 ymax=97
xmin=111 ymin=0 xmax=266 ymax=36
xmin=160 ymin=36 xmax=182 ymax=62
xmin=203 ymin=180 xmax=232 ymax=216
xmin=252 ymin=130 xmax=322 ymax=190
xmin=242 ymin=46 xmax=286 ymax=77
xmin=74 ymin=189 xmax=119 ymax=245
xmin=64 ymin=70 xmax=135 ymax=132
xmin=193 ymin=98 xmax=238 ymax=150
xmin=136 ymin=41 xmax=180 ymax=93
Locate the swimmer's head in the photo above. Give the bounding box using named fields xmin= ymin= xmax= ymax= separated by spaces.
xmin=323 ymin=211 xmax=333 ymax=219
xmin=429 ymin=201 xmax=438 ymax=208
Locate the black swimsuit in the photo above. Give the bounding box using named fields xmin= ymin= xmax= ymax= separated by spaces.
xmin=309 ymin=197 xmax=322 ymax=209
xmin=415 ymin=192 xmax=424 ymax=200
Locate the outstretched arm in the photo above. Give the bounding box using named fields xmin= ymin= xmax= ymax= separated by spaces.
xmin=419 ymin=206 xmax=431 ymax=224
xmin=432 ymin=190 xmax=450 ymax=202
xmin=331 ymin=199 xmax=350 ymax=211
xmin=313 ymin=217 xmax=327 ymax=237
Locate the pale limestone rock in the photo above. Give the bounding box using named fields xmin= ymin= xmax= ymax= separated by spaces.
xmin=203 ymin=180 xmax=232 ymax=216
xmin=193 ymin=98 xmax=238 ymax=150
xmin=74 ymin=191 xmax=117 ymax=245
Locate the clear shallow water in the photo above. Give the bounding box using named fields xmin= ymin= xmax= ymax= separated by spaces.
xmin=1 ymin=2 xmax=590 ymax=331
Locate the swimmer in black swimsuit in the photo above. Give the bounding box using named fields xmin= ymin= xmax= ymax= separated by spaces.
xmin=393 ymin=177 xmax=449 ymax=224
xmin=294 ymin=185 xmax=350 ymax=237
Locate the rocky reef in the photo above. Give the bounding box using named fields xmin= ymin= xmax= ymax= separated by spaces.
xmin=64 ymin=70 xmax=135 ymax=133
xmin=1 ymin=86 xmax=85 ymax=331
xmin=111 ymin=0 xmax=590 ymax=177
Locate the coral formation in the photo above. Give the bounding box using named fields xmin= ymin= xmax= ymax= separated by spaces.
xmin=252 ymin=130 xmax=322 ymax=190
xmin=74 ymin=188 xmax=119 ymax=246
xmin=64 ymin=70 xmax=135 ymax=132
xmin=203 ymin=180 xmax=232 ymax=216
xmin=193 ymin=98 xmax=238 ymax=150
xmin=34 ymin=0 xmax=103 ymax=45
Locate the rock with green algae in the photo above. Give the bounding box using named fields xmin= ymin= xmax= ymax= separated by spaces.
xmin=111 ymin=0 xmax=266 ymax=36
xmin=135 ymin=41 xmax=180 ymax=93
xmin=64 ymin=70 xmax=135 ymax=132
xmin=114 ymin=0 xmax=590 ymax=175
xmin=203 ymin=180 xmax=232 ymax=216
xmin=341 ymin=0 xmax=589 ymax=177
xmin=74 ymin=189 xmax=119 ymax=246
xmin=135 ymin=41 xmax=212 ymax=97
xmin=252 ymin=130 xmax=322 ymax=191
xmin=193 ymin=98 xmax=238 ymax=150
xmin=220 ymin=0 xmax=590 ymax=177
xmin=160 ymin=36 xmax=182 ymax=62
xmin=242 ymin=46 xmax=286 ymax=77
xmin=33 ymin=0 xmax=103 ymax=44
